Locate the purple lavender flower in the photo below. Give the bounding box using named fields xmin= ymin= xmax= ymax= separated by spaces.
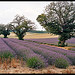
xmin=0 ymin=38 xmax=16 ymax=57
xmin=9 ymin=38 xmax=72 ymax=65
xmin=3 ymin=38 xmax=48 ymax=68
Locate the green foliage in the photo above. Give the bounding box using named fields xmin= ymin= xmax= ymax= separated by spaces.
xmin=28 ymin=30 xmax=47 ymax=33
xmin=0 ymin=51 xmax=14 ymax=59
xmin=3 ymin=30 xmax=10 ymax=38
xmin=67 ymin=55 xmax=75 ymax=65
xmin=54 ymin=58 xmax=69 ymax=69
xmin=36 ymin=1 xmax=75 ymax=47
xmin=10 ymin=15 xmax=34 ymax=40
xmin=26 ymin=57 xmax=45 ymax=69
xmin=0 ymin=24 xmax=11 ymax=38
xmin=70 ymin=48 xmax=75 ymax=51
xmin=58 ymin=41 xmax=65 ymax=47
xmin=46 ymin=22 xmax=62 ymax=35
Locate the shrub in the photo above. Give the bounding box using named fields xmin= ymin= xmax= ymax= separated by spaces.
xmin=67 ymin=55 xmax=75 ymax=65
xmin=70 ymin=48 xmax=75 ymax=51
xmin=26 ymin=57 xmax=45 ymax=69
xmin=54 ymin=58 xmax=69 ymax=69
xmin=0 ymin=51 xmax=14 ymax=59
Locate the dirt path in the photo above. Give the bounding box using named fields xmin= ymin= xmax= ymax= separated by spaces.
xmin=42 ymin=43 xmax=74 ymax=50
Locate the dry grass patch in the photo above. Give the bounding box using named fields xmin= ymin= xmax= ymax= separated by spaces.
xmin=0 ymin=58 xmax=75 ymax=74
xmin=0 ymin=32 xmax=58 ymax=39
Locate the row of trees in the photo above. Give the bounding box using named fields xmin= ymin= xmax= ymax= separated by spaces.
xmin=0 ymin=15 xmax=35 ymax=40
xmin=0 ymin=1 xmax=75 ymax=47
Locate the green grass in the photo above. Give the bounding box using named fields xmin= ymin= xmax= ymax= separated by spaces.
xmin=0 ymin=51 xmax=14 ymax=59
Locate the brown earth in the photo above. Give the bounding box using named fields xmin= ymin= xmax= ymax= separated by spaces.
xmin=44 ymin=44 xmax=74 ymax=50
xmin=0 ymin=58 xmax=75 ymax=74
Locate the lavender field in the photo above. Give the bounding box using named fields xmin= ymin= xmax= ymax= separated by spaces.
xmin=25 ymin=38 xmax=75 ymax=46
xmin=0 ymin=37 xmax=75 ymax=69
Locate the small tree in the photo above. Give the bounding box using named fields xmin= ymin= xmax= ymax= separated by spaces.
xmin=0 ymin=24 xmax=11 ymax=38
xmin=10 ymin=15 xmax=35 ymax=40
xmin=36 ymin=1 xmax=75 ymax=47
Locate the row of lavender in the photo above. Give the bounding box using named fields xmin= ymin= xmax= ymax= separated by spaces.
xmin=25 ymin=38 xmax=58 ymax=45
xmin=10 ymin=39 xmax=75 ymax=65
xmin=8 ymin=38 xmax=75 ymax=65
xmin=25 ymin=38 xmax=75 ymax=46
xmin=71 ymin=48 xmax=75 ymax=51
xmin=1 ymin=38 xmax=75 ymax=68
xmin=0 ymin=38 xmax=16 ymax=58
xmin=2 ymin=38 xmax=48 ymax=69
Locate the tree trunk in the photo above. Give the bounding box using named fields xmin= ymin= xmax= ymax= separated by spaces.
xmin=58 ymin=40 xmax=66 ymax=47
xmin=18 ymin=35 xmax=24 ymax=40
xmin=4 ymin=35 xmax=8 ymax=38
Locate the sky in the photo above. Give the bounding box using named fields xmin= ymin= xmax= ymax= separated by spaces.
xmin=0 ymin=1 xmax=51 ymax=31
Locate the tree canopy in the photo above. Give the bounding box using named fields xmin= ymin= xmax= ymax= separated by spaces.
xmin=37 ymin=1 xmax=75 ymax=47
xmin=10 ymin=15 xmax=35 ymax=40
xmin=0 ymin=24 xmax=11 ymax=38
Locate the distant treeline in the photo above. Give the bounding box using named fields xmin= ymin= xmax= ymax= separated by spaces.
xmin=28 ymin=30 xmax=48 ymax=33
xmin=10 ymin=30 xmax=48 ymax=33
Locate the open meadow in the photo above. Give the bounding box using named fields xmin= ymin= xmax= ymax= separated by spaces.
xmin=0 ymin=32 xmax=75 ymax=74
xmin=0 ymin=32 xmax=59 ymax=39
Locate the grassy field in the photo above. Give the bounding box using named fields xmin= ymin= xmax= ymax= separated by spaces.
xmin=0 ymin=32 xmax=59 ymax=39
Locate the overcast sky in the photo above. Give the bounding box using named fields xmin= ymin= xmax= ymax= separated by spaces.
xmin=0 ymin=1 xmax=51 ymax=31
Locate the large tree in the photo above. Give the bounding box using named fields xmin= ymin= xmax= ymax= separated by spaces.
xmin=36 ymin=1 xmax=75 ymax=47
xmin=10 ymin=15 xmax=35 ymax=40
xmin=0 ymin=24 xmax=11 ymax=38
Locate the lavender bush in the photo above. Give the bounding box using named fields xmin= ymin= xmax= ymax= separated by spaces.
xmin=70 ymin=48 xmax=75 ymax=51
xmin=2 ymin=38 xmax=48 ymax=69
xmin=54 ymin=58 xmax=69 ymax=69
xmin=0 ymin=38 xmax=16 ymax=58
xmin=66 ymin=38 xmax=75 ymax=44
xmin=25 ymin=38 xmax=58 ymax=45
xmin=0 ymin=38 xmax=75 ymax=68
xmin=0 ymin=51 xmax=13 ymax=58
xmin=25 ymin=38 xmax=75 ymax=46
xmin=9 ymin=38 xmax=72 ymax=65
xmin=27 ymin=57 xmax=46 ymax=69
